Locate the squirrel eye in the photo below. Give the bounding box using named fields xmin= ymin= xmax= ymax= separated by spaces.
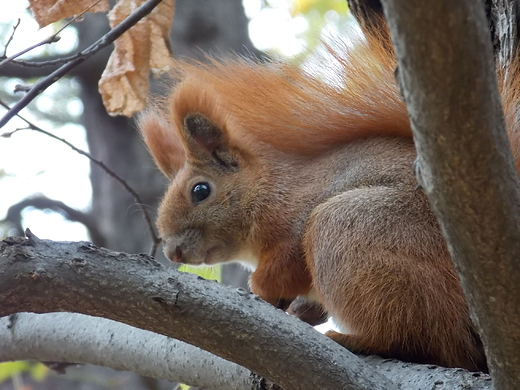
xmin=191 ymin=182 xmax=211 ymax=204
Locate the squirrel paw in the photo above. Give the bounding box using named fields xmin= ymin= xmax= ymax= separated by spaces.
xmin=287 ymin=297 xmax=328 ymax=326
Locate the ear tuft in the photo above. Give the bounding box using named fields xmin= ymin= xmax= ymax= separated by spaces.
xmin=184 ymin=115 xmax=224 ymax=151
xmin=138 ymin=110 xmax=186 ymax=179
xmin=183 ymin=115 xmax=239 ymax=170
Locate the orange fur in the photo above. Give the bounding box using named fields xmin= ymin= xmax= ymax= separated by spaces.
xmin=137 ymin=111 xmax=186 ymax=179
xmin=139 ymin=31 xmax=519 ymax=373
xmin=162 ymin=35 xmax=410 ymax=158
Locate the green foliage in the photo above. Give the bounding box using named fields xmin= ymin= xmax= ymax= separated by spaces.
xmin=0 ymin=361 xmax=49 ymax=383
xmin=292 ymin=0 xmax=348 ymax=16
xmin=178 ymin=264 xmax=221 ymax=282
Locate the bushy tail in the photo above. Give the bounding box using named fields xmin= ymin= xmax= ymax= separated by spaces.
xmin=161 ymin=27 xmax=519 ymax=164
xmin=165 ymin=31 xmax=410 ymax=157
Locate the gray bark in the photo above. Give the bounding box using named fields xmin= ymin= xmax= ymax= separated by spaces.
xmin=0 ymin=236 xmax=497 ymax=390
xmin=487 ymin=0 xmax=519 ymax=65
xmin=0 ymin=312 xmax=493 ymax=390
xmin=0 ymin=233 xmax=399 ymax=390
xmin=380 ymin=0 xmax=520 ymax=388
xmin=347 ymin=0 xmax=519 ymax=61
xmin=0 ymin=313 xmax=254 ymax=390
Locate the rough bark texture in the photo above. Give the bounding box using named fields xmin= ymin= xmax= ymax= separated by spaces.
xmin=0 ymin=234 xmax=397 ymax=390
xmin=347 ymin=0 xmax=518 ymax=61
xmin=0 ymin=313 xmax=255 ymax=390
xmin=0 ymin=313 xmax=493 ymax=390
xmin=487 ymin=0 xmax=519 ymax=65
xmin=380 ymin=1 xmax=520 ymax=388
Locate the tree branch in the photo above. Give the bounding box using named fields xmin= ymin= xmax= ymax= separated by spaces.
xmin=0 ymin=0 xmax=106 ymax=69
xmin=0 ymin=232 xmax=397 ymax=390
xmin=347 ymin=0 xmax=517 ymax=61
xmin=1 ymin=19 xmax=21 ymax=58
xmin=2 ymin=196 xmax=105 ymax=247
xmin=0 ymin=0 xmax=164 ymax=129
xmin=380 ymin=0 xmax=520 ymax=387
xmin=0 ymin=105 xmax=160 ymax=255
xmin=0 ymin=313 xmax=257 ymax=390
xmin=0 ymin=34 xmax=61 ymax=69
xmin=0 ymin=312 xmax=492 ymax=390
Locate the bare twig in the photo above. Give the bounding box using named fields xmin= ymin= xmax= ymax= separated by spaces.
xmin=53 ymin=0 xmax=106 ymax=35
xmin=4 ymin=52 xmax=93 ymax=69
xmin=0 ymin=101 xmax=161 ymax=255
xmin=2 ymin=195 xmax=105 ymax=247
xmin=0 ymin=0 xmax=164 ymax=129
xmin=13 ymin=84 xmax=30 ymax=93
xmin=0 ymin=0 xmax=105 ymax=70
xmin=0 ymin=36 xmax=61 ymax=70
xmin=2 ymin=19 xmax=21 ymax=58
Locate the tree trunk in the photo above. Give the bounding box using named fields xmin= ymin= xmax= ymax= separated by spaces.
xmin=380 ymin=0 xmax=520 ymax=387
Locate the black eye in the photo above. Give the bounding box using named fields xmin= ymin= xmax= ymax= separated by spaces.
xmin=191 ymin=182 xmax=211 ymax=204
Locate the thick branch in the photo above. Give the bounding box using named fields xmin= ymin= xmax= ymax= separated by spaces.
xmin=0 ymin=313 xmax=492 ymax=390
xmin=380 ymin=0 xmax=520 ymax=388
xmin=0 ymin=233 xmax=396 ymax=390
xmin=0 ymin=313 xmax=256 ymax=390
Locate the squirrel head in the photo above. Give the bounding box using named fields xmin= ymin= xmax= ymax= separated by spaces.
xmin=139 ymin=108 xmax=259 ymax=266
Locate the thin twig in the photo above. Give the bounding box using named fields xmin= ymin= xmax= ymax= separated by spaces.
xmin=2 ymin=53 xmax=90 ymax=69
xmin=0 ymin=100 xmax=161 ymax=256
xmin=0 ymin=36 xmax=61 ymax=69
xmin=2 ymin=19 xmax=21 ymax=57
xmin=54 ymin=0 xmax=106 ymax=36
xmin=0 ymin=0 xmax=104 ymax=69
xmin=0 ymin=0 xmax=164 ymax=129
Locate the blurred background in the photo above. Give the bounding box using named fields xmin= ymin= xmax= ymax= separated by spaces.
xmin=0 ymin=1 xmax=354 ymax=389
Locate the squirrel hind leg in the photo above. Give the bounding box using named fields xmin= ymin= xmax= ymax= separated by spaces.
xmin=325 ymin=331 xmax=393 ymax=357
xmin=304 ymin=186 xmax=487 ymax=372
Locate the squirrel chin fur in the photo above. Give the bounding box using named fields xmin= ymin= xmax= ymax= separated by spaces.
xmin=138 ymin=28 xmax=520 ymax=373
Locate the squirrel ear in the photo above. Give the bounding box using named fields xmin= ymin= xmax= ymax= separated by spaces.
xmin=183 ymin=115 xmax=239 ymax=170
xmin=138 ymin=110 xmax=186 ymax=179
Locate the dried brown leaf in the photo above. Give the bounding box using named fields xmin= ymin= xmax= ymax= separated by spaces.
xmin=99 ymin=0 xmax=174 ymax=116
xmin=28 ymin=0 xmax=109 ymax=28
xmin=149 ymin=1 xmax=174 ymax=74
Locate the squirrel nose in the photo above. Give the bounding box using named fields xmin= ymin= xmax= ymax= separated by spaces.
xmin=162 ymin=239 xmax=186 ymax=263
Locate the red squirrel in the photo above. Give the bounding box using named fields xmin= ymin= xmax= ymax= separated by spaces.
xmin=138 ymin=30 xmax=520 ymax=372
